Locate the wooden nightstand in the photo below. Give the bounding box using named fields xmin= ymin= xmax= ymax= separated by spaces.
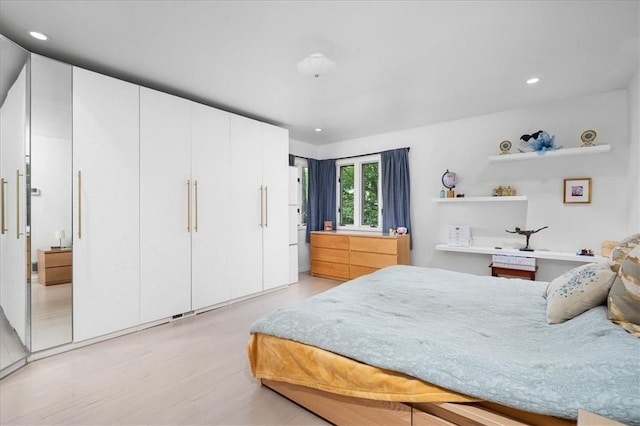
xmin=37 ymin=248 xmax=72 ymax=285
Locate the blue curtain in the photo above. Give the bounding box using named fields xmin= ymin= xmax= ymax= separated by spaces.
xmin=382 ymin=148 xmax=412 ymax=248
xmin=306 ymin=158 xmax=336 ymax=242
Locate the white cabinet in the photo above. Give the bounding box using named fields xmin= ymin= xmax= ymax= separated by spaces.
xmin=139 ymin=88 xmax=192 ymax=323
xmin=229 ymin=115 xmax=289 ymax=298
xmin=140 ymin=89 xmax=232 ymax=319
xmin=191 ymin=103 xmax=231 ymax=309
xmin=72 ymin=67 xmax=140 ymax=341
xmin=262 ymin=124 xmax=290 ymax=290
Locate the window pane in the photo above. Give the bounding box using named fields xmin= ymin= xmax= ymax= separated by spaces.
xmin=340 ymin=165 xmax=354 ymax=225
xmin=361 ymin=162 xmax=379 ymax=226
xmin=301 ymin=166 xmax=308 ymax=225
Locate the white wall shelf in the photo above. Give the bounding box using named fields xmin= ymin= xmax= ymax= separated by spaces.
xmin=435 ymin=244 xmax=608 ymax=263
xmin=432 ymin=196 xmax=527 ymax=203
xmin=488 ymin=144 xmax=611 ymax=162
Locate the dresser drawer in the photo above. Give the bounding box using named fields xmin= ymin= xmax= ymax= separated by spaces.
xmin=311 ymin=233 xmax=350 ymax=250
xmin=349 ymin=265 xmax=378 ymax=279
xmin=350 ymin=236 xmax=398 ymax=255
xmin=350 ymin=251 xmax=397 ymax=269
xmin=311 ymin=260 xmax=350 ymax=280
xmin=312 ymin=247 xmax=349 ymax=264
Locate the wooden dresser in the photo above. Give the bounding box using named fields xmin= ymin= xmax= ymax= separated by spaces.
xmin=37 ymin=248 xmax=72 ymax=285
xmin=310 ymin=231 xmax=410 ymax=281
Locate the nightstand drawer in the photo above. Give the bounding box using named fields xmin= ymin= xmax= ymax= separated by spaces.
xmin=42 ymin=250 xmax=72 ymax=267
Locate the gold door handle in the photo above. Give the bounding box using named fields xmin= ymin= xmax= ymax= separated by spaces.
xmin=259 ymin=185 xmax=264 ymax=227
xmin=194 ymin=180 xmax=198 ymax=232
xmin=1 ymin=177 xmax=7 ymax=235
xmin=16 ymin=169 xmax=23 ymax=239
xmin=187 ymin=180 xmax=191 ymax=232
xmin=264 ymin=185 xmax=268 ymax=228
xmin=77 ymin=170 xmax=82 ymax=239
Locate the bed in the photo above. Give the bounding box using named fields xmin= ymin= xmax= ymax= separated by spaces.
xmin=248 ymin=265 xmax=640 ymax=425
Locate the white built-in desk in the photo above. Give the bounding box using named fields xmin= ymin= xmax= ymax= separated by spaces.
xmin=435 ymin=244 xmax=608 ymax=263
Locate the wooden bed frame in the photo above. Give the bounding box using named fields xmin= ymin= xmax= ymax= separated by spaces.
xmin=261 ymin=379 xmax=577 ymax=426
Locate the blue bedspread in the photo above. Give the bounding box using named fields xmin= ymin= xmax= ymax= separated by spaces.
xmin=250 ymin=265 xmax=640 ymax=424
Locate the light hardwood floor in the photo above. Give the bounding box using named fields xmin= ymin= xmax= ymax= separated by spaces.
xmin=0 ymin=273 xmax=338 ymax=425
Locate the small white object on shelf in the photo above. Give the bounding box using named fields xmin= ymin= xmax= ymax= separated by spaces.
xmin=432 ymin=196 xmax=527 ymax=203
xmin=488 ymin=144 xmax=611 ymax=163
xmin=448 ymin=225 xmax=471 ymax=247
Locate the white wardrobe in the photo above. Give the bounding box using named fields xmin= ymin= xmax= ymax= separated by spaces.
xmin=72 ymin=67 xmax=141 ymax=342
xmin=72 ymin=68 xmax=289 ymax=342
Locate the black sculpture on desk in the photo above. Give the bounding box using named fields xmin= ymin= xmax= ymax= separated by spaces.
xmin=505 ymin=226 xmax=548 ymax=251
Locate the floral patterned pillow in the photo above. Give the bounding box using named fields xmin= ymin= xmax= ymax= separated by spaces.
xmin=546 ymin=263 xmax=617 ymax=324
xmin=608 ymin=245 xmax=640 ymax=336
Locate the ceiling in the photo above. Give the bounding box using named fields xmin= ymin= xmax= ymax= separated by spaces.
xmin=0 ymin=1 xmax=638 ymax=145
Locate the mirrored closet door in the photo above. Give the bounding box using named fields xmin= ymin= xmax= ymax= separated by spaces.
xmin=0 ymin=35 xmax=30 ymax=376
xmin=29 ymin=54 xmax=73 ymax=352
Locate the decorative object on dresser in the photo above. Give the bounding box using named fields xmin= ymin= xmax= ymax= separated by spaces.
xmin=310 ymin=231 xmax=410 ymax=281
xmin=505 ymin=226 xmax=548 ymax=251
xmin=564 ymin=177 xmax=592 ymax=204
xmin=37 ymin=248 xmax=72 ymax=285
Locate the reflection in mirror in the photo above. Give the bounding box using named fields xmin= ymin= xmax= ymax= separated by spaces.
xmin=0 ymin=35 xmax=30 ymax=375
xmin=30 ymin=54 xmax=73 ymax=352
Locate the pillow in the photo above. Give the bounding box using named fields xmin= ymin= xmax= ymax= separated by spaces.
xmin=608 ymin=245 xmax=640 ymax=336
xmin=609 ymin=233 xmax=640 ymax=273
xmin=546 ymin=263 xmax=617 ymax=324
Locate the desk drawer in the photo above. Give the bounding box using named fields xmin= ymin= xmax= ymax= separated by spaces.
xmin=350 ymin=236 xmax=397 ymax=255
xmin=350 ymin=251 xmax=397 ymax=269
xmin=311 ymin=233 xmax=349 ymax=250
xmin=312 ymin=247 xmax=349 ymax=264
xmin=311 ymin=260 xmax=349 ymax=280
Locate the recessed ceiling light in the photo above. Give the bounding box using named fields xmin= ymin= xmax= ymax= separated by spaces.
xmin=315 ymin=128 xmax=323 ymax=132
xmin=29 ymin=31 xmax=49 ymax=41
xmin=526 ymin=77 xmax=540 ymax=85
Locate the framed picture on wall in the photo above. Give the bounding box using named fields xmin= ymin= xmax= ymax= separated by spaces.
xmin=563 ymin=178 xmax=592 ymax=204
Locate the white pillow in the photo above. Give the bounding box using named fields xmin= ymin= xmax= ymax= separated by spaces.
xmin=546 ymin=263 xmax=616 ymax=324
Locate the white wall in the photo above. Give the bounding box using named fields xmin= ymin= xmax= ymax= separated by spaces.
xmin=316 ymin=90 xmax=635 ymax=281
xmin=628 ymin=68 xmax=640 ymax=232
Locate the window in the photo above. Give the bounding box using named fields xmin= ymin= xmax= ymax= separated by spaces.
xmin=294 ymin=157 xmax=308 ymax=227
xmin=336 ymin=155 xmax=381 ymax=230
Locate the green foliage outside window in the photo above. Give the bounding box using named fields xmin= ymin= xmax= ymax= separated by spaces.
xmin=362 ymin=162 xmax=378 ymax=226
xmin=340 ymin=165 xmax=354 ymax=225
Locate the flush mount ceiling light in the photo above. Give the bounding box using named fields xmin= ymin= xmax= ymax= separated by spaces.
xmin=297 ymin=53 xmax=336 ymax=78
xmin=315 ymin=128 xmax=323 ymax=132
xmin=526 ymin=77 xmax=540 ymax=85
xmin=29 ymin=30 xmax=49 ymax=41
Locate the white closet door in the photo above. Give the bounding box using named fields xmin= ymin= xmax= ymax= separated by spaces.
xmin=191 ymin=104 xmax=231 ymax=309
xmin=262 ymin=124 xmax=290 ymax=290
xmin=229 ymin=115 xmax=263 ymax=299
xmin=139 ymin=88 xmax=192 ymax=323
xmin=0 ymin=65 xmax=27 ymax=345
xmin=72 ymin=67 xmax=140 ymax=342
